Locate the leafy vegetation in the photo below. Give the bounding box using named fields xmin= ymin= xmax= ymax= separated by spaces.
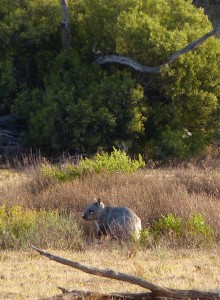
xmin=151 ymin=214 xmax=183 ymax=238
xmin=41 ymin=148 xmax=145 ymax=181
xmin=0 ymin=0 xmax=220 ymax=159
xmin=148 ymin=213 xmax=214 ymax=246
xmin=1 ymin=161 xmax=220 ymax=249
xmin=0 ymin=205 xmax=83 ymax=250
xmin=0 ymin=203 xmax=215 ymax=250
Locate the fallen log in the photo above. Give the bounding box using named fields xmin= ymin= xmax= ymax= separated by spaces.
xmin=32 ymin=245 xmax=220 ymax=300
xmin=57 ymin=288 xmax=152 ymax=300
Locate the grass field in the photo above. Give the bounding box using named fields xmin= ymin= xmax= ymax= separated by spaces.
xmin=0 ymin=246 xmax=220 ymax=299
xmin=0 ymin=156 xmax=220 ymax=299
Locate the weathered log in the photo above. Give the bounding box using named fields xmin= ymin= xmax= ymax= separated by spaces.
xmin=32 ymin=245 xmax=220 ymax=300
xmin=96 ymin=23 xmax=220 ymax=74
xmin=58 ymin=288 xmax=152 ymax=300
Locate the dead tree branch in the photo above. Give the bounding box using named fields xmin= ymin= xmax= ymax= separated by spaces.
xmin=31 ymin=245 xmax=168 ymax=295
xmin=96 ymin=55 xmax=161 ymax=74
xmin=32 ymin=245 xmax=220 ymax=299
xmin=96 ymin=23 xmax=220 ymax=74
xmin=57 ymin=288 xmax=152 ymax=300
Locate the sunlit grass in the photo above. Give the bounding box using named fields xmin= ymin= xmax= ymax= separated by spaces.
xmin=0 ymin=162 xmax=220 ymax=299
xmin=0 ymin=247 xmax=219 ymax=299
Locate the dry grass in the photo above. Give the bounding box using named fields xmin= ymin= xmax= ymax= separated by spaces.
xmin=0 ymin=164 xmax=220 ymax=299
xmin=0 ymin=164 xmax=220 ymax=242
xmin=0 ymin=246 xmax=219 ymax=299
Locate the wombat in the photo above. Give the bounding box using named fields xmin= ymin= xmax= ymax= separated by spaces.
xmin=82 ymin=198 xmax=142 ymax=240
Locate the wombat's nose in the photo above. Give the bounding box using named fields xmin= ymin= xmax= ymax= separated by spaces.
xmin=82 ymin=215 xmax=87 ymax=220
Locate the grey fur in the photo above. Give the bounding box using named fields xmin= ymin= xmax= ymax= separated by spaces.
xmin=82 ymin=198 xmax=142 ymax=240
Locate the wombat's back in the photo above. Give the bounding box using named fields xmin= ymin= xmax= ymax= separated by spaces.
xmin=98 ymin=206 xmax=141 ymax=239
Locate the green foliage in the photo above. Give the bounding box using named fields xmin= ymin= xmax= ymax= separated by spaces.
xmin=186 ymin=213 xmax=214 ymax=244
xmin=150 ymin=213 xmax=214 ymax=246
xmin=41 ymin=148 xmax=145 ymax=181
xmin=1 ymin=0 xmax=220 ymax=159
xmin=15 ymin=52 xmax=147 ymax=154
xmin=0 ymin=0 xmax=60 ymax=114
xmin=0 ymin=205 xmax=83 ymax=250
xmin=138 ymin=228 xmax=152 ymax=246
xmin=151 ymin=214 xmax=183 ymax=238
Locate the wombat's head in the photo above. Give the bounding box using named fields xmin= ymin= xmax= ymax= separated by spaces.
xmin=82 ymin=198 xmax=105 ymax=221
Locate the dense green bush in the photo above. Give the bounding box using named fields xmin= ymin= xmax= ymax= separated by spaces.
xmin=41 ymin=148 xmax=145 ymax=181
xmin=15 ymin=51 xmax=147 ymax=153
xmin=0 ymin=0 xmax=219 ymax=159
xmin=0 ymin=0 xmax=61 ymax=115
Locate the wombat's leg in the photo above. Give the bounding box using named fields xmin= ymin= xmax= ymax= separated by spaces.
xmin=97 ymin=229 xmax=104 ymax=239
xmin=97 ymin=224 xmax=108 ymax=239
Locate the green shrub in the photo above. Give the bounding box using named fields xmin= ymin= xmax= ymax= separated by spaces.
xmin=0 ymin=206 xmax=83 ymax=250
xmin=185 ymin=213 xmax=214 ymax=245
xmin=149 ymin=213 xmax=214 ymax=247
xmin=138 ymin=228 xmax=152 ymax=246
xmin=151 ymin=214 xmax=183 ymax=239
xmin=41 ymin=148 xmax=145 ymax=181
xmin=6 ymin=0 xmax=219 ymax=159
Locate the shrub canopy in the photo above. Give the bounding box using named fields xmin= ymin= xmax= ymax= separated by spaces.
xmin=0 ymin=0 xmax=220 ymax=159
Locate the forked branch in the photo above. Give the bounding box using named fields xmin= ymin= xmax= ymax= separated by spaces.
xmin=32 ymin=245 xmax=220 ymax=299
xmin=96 ymin=23 xmax=220 ymax=73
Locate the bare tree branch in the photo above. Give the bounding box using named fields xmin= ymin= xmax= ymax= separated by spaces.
xmin=31 ymin=245 xmax=169 ymax=295
xmin=96 ymin=24 xmax=220 ymax=74
xmin=96 ymin=55 xmax=160 ymax=74
xmin=32 ymin=245 xmax=220 ymax=299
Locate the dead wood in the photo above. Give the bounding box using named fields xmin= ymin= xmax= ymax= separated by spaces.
xmin=96 ymin=23 xmax=220 ymax=73
xmin=57 ymin=288 xmax=152 ymax=300
xmin=32 ymin=245 xmax=220 ymax=300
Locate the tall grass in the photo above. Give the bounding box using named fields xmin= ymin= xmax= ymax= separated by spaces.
xmin=0 ymin=205 xmax=83 ymax=250
xmin=0 ymin=154 xmax=220 ymax=249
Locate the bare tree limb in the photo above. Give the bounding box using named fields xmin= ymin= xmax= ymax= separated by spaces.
xmin=31 ymin=245 xmax=169 ymax=295
xmin=96 ymin=55 xmax=160 ymax=74
xmin=96 ymin=24 xmax=220 ymax=74
xmin=32 ymin=245 xmax=220 ymax=299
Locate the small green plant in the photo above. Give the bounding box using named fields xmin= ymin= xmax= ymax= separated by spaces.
xmin=185 ymin=213 xmax=214 ymax=245
xmin=0 ymin=206 xmax=83 ymax=250
xmin=41 ymin=163 xmax=79 ymax=181
xmin=149 ymin=213 xmax=215 ymax=247
xmin=138 ymin=228 xmax=153 ymax=246
xmin=151 ymin=214 xmax=183 ymax=239
xmin=41 ymin=148 xmax=145 ymax=181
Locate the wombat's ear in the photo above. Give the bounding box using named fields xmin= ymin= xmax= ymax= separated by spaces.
xmin=97 ymin=198 xmax=105 ymax=208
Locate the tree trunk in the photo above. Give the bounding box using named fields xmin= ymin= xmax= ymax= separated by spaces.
xmin=60 ymin=0 xmax=71 ymax=49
